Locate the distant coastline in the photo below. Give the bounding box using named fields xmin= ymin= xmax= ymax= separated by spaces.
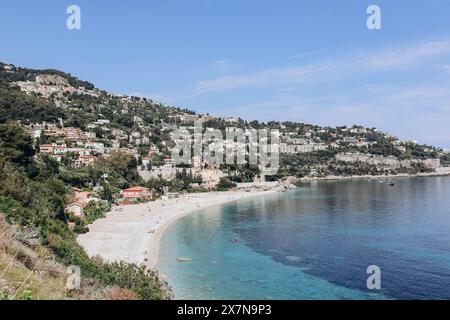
xmin=297 ymin=167 xmax=450 ymax=183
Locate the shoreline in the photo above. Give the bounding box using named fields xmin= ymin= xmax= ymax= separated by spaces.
xmin=297 ymin=168 xmax=450 ymax=183
xmin=77 ymin=189 xmax=279 ymax=270
xmin=76 ymin=171 xmax=450 ymax=271
xmin=146 ymin=190 xmax=278 ymax=269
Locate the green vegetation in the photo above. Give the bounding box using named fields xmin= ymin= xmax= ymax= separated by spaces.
xmin=0 ymin=81 xmax=66 ymax=124
xmin=0 ymin=123 xmax=172 ymax=300
xmin=66 ymin=201 xmax=111 ymax=235
xmin=0 ymin=61 xmax=446 ymax=299
xmin=0 ymin=290 xmax=34 ymax=301
xmin=223 ymin=164 xmax=261 ymax=183
xmin=84 ymin=201 xmax=110 ymax=225
xmin=440 ymin=153 xmax=450 ymax=167
xmin=216 ymin=177 xmax=237 ymax=191
xmin=1 ymin=62 xmax=443 ymax=183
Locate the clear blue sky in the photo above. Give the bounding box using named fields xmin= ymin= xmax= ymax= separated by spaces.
xmin=1 ymin=0 xmax=450 ymax=147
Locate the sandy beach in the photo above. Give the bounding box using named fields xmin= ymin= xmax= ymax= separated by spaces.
xmin=77 ymin=190 xmax=278 ymax=269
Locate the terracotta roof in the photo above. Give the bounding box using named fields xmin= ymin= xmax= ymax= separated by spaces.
xmin=123 ymin=186 xmax=150 ymax=192
xmin=66 ymin=201 xmax=87 ymax=209
xmin=75 ymin=191 xmax=94 ymax=198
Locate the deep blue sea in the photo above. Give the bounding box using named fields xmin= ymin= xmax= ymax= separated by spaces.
xmin=157 ymin=177 xmax=450 ymax=300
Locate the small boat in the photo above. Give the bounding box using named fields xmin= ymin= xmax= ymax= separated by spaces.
xmin=388 ymin=182 xmax=395 ymax=186
xmin=177 ymin=257 xmax=192 ymax=263
xmin=233 ymin=238 xmax=239 ymax=243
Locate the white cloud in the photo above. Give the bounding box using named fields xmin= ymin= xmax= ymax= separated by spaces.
xmin=228 ymin=82 xmax=450 ymax=147
xmin=194 ymin=40 xmax=450 ymax=95
xmin=360 ymin=41 xmax=450 ymax=70
xmin=194 ymin=64 xmax=338 ymax=94
xmin=289 ymin=51 xmax=319 ymax=60
xmin=213 ymin=59 xmax=232 ymax=64
xmin=440 ymin=64 xmax=450 ymax=74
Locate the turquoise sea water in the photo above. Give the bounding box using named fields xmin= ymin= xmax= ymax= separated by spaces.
xmin=157 ymin=177 xmax=450 ymax=300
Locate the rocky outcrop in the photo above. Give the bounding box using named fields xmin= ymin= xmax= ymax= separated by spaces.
xmin=35 ymin=74 xmax=69 ymax=86
xmin=335 ymin=153 xmax=441 ymax=169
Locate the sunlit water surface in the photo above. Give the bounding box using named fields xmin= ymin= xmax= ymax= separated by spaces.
xmin=158 ymin=177 xmax=450 ymax=299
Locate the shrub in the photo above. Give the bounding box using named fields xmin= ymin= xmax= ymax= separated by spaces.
xmin=216 ymin=178 xmax=236 ymax=191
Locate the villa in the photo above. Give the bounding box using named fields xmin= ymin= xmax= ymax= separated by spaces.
xmin=122 ymin=186 xmax=153 ymax=201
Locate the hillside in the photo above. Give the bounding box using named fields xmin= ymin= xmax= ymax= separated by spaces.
xmin=1 ymin=61 xmax=449 ymax=299
xmin=2 ymin=62 xmax=448 ymax=180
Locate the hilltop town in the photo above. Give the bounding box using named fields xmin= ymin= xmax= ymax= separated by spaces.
xmin=2 ymin=62 xmax=450 ymax=226
xmin=1 ymin=61 xmax=450 ymax=300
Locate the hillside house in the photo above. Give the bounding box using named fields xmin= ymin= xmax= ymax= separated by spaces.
xmin=66 ymin=201 xmax=86 ymax=219
xmin=122 ymin=186 xmax=153 ymax=201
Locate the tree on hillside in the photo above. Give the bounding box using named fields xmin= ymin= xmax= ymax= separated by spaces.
xmin=0 ymin=123 xmax=35 ymax=167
